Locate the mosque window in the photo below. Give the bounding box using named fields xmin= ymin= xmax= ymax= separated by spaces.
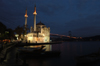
xmin=33 ymin=35 xmax=37 ymax=37
xmin=42 ymin=26 xmax=44 ymax=28
xmin=28 ymin=35 xmax=32 ymax=37
xmin=38 ymin=26 xmax=40 ymax=28
xmin=38 ymin=35 xmax=43 ymax=37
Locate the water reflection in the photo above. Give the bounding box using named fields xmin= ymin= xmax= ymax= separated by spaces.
xmin=80 ymin=43 xmax=82 ymax=55
xmin=26 ymin=59 xmax=44 ymax=66
xmin=24 ymin=41 xmax=100 ymax=66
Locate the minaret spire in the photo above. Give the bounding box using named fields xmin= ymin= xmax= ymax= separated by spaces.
xmin=33 ymin=4 xmax=37 ymax=32
xmin=34 ymin=4 xmax=36 ymax=12
xmin=24 ymin=8 xmax=28 ymax=18
xmin=24 ymin=8 xmax=28 ymax=34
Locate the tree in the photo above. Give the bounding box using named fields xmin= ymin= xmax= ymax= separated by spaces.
xmin=0 ymin=22 xmax=16 ymax=40
xmin=0 ymin=22 xmax=6 ymax=34
xmin=14 ymin=26 xmax=24 ymax=39
xmin=0 ymin=22 xmax=7 ymax=39
xmin=6 ymin=28 xmax=15 ymax=39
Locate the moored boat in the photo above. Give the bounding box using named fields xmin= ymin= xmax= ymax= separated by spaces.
xmin=17 ymin=45 xmax=61 ymax=59
xmin=17 ymin=45 xmax=46 ymax=52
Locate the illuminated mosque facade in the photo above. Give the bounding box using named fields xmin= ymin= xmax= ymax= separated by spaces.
xmin=23 ymin=5 xmax=50 ymax=43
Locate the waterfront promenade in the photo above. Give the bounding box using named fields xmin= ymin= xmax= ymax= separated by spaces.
xmin=0 ymin=42 xmax=61 ymax=66
xmin=0 ymin=42 xmax=23 ymax=66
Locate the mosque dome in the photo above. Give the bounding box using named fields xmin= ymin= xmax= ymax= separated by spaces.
xmin=36 ymin=21 xmax=45 ymax=25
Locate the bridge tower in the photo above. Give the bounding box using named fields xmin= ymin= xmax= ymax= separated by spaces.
xmin=68 ymin=31 xmax=72 ymax=38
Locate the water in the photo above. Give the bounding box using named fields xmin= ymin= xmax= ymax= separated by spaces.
xmin=26 ymin=41 xmax=100 ymax=66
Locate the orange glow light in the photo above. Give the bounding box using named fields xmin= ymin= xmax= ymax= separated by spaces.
xmin=33 ymin=12 xmax=37 ymax=15
xmin=24 ymin=15 xmax=28 ymax=17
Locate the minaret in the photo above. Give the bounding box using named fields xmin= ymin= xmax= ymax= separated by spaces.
xmin=33 ymin=5 xmax=37 ymax=32
xmin=24 ymin=8 xmax=28 ymax=34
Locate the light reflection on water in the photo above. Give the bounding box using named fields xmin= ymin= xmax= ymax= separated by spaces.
xmin=26 ymin=41 xmax=100 ymax=66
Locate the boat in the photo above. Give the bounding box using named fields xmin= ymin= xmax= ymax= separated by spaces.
xmin=18 ymin=45 xmax=61 ymax=59
xmin=17 ymin=45 xmax=46 ymax=52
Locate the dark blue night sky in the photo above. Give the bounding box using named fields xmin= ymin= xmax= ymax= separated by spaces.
xmin=0 ymin=0 xmax=100 ymax=37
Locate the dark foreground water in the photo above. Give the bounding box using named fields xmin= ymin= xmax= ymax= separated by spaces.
xmin=26 ymin=41 xmax=100 ymax=66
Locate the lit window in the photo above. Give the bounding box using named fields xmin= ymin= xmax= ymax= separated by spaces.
xmin=33 ymin=35 xmax=37 ymax=37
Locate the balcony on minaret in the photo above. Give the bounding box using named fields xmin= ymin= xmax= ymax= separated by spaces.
xmin=33 ymin=12 xmax=37 ymax=15
xmin=24 ymin=14 xmax=28 ymax=17
xmin=33 ymin=5 xmax=37 ymax=15
xmin=24 ymin=8 xmax=28 ymax=17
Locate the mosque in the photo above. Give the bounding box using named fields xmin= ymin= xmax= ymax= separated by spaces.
xmin=23 ymin=5 xmax=50 ymax=43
